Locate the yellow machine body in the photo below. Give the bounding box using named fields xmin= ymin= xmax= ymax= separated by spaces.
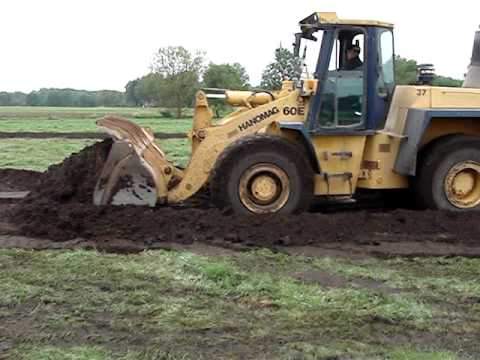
xmin=95 ymin=83 xmax=480 ymax=204
xmin=94 ymin=12 xmax=480 ymax=213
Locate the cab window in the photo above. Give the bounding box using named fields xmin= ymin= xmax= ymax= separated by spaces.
xmin=318 ymin=29 xmax=366 ymax=129
xmin=377 ymin=29 xmax=395 ymax=97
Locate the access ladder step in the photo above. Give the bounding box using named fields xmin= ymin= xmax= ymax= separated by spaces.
xmin=323 ymin=172 xmax=353 ymax=180
xmin=331 ymin=151 xmax=353 ymax=160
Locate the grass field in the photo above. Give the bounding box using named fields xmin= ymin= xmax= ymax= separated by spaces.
xmin=0 ymin=106 xmax=192 ymax=134
xmin=2 ymin=249 xmax=478 ymax=359
xmin=0 ymin=118 xmax=191 ymax=134
xmin=0 ymin=106 xmax=194 ymax=120
xmin=0 ymin=138 xmax=190 ymax=171
xmin=0 ymin=107 xmax=192 ymax=171
xmin=1 ymin=107 xmax=480 ymax=359
xmin=0 ymin=107 xmax=162 ymax=118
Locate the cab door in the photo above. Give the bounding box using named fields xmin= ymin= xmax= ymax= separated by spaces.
xmin=308 ymin=27 xmax=369 ymax=196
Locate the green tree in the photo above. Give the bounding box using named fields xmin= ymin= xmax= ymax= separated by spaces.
xmin=26 ymin=92 xmax=41 ymax=106
xmin=78 ymin=93 xmax=96 ymax=107
xmin=203 ymin=63 xmax=250 ymax=90
xmin=95 ymin=90 xmax=125 ymax=107
xmin=260 ymin=47 xmax=300 ymax=90
xmin=0 ymin=92 xmax=12 ymax=106
xmin=125 ymin=74 xmax=164 ymax=107
xmin=432 ymin=76 xmax=463 ymax=87
xmin=395 ymin=56 xmax=463 ymax=87
xmin=0 ymin=92 xmax=27 ymax=106
xmin=151 ymin=46 xmax=205 ymax=117
xmin=125 ymin=79 xmax=141 ymax=106
xmin=203 ymin=62 xmax=250 ymax=117
xmin=141 ymin=73 xmax=165 ymax=106
xmin=395 ymin=56 xmax=418 ymax=85
xmin=24 ymin=88 xmax=125 ymax=107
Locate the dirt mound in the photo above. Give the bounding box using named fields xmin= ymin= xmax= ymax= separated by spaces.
xmin=10 ymin=139 xmax=112 ymax=239
xmin=8 ymin=140 xmax=480 ymax=251
xmin=12 ymin=200 xmax=480 ymax=248
xmin=19 ymin=139 xmax=112 ymax=205
xmin=0 ymin=169 xmax=42 ymax=192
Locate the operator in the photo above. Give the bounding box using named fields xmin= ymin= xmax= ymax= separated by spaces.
xmin=342 ymin=43 xmax=363 ymax=70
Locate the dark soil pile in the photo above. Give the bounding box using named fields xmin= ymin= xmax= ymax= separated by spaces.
xmin=19 ymin=139 xmax=112 ymax=205
xmin=0 ymin=169 xmax=43 ymax=192
xmin=11 ymin=139 xmax=112 ymax=239
xmin=13 ymin=201 xmax=480 ymax=247
xmin=9 ymin=140 xmax=480 ymax=249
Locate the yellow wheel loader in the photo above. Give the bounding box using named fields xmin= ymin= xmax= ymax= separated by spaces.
xmin=94 ymin=12 xmax=480 ymax=214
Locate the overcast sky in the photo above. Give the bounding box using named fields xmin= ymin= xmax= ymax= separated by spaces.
xmin=1 ymin=0 xmax=478 ymax=92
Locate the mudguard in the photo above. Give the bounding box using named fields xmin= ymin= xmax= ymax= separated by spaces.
xmin=395 ymin=108 xmax=480 ymax=176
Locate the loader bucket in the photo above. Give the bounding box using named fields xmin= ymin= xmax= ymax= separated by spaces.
xmin=93 ymin=116 xmax=182 ymax=207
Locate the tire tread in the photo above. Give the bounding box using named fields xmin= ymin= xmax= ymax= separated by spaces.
xmin=210 ymin=134 xmax=314 ymax=214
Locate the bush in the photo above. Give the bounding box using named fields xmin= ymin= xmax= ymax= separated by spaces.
xmin=160 ymin=110 xmax=174 ymax=118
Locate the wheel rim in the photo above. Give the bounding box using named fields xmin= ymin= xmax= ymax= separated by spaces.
xmin=238 ymin=163 xmax=290 ymax=214
xmin=444 ymin=161 xmax=480 ymax=209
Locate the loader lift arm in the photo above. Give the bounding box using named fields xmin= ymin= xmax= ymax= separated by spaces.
xmin=94 ymin=86 xmax=308 ymax=207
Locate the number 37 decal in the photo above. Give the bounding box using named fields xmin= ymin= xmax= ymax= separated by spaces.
xmin=416 ymin=89 xmax=427 ymax=96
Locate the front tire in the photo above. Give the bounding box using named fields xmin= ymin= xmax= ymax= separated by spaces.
xmin=210 ymin=135 xmax=314 ymax=215
xmin=415 ymin=136 xmax=480 ymax=211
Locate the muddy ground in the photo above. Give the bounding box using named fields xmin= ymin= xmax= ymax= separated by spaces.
xmin=0 ymin=169 xmax=39 ymax=192
xmin=2 ymin=140 xmax=480 ymax=257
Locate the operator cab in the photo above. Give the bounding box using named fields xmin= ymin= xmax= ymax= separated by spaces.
xmin=295 ymin=12 xmax=395 ymax=133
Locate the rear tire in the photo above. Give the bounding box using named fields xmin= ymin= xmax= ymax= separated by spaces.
xmin=210 ymin=135 xmax=314 ymax=215
xmin=415 ymin=135 xmax=480 ymax=211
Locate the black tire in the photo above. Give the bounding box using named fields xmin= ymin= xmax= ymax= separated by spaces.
xmin=415 ymin=135 xmax=480 ymax=211
xmin=210 ymin=135 xmax=314 ymax=215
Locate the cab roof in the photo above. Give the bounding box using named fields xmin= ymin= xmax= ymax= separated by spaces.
xmin=300 ymin=12 xmax=394 ymax=30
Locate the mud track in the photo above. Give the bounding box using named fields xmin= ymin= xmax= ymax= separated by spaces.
xmin=2 ymin=140 xmax=480 ymax=257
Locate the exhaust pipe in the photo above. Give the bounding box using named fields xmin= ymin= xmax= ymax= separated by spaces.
xmin=464 ymin=26 xmax=480 ymax=88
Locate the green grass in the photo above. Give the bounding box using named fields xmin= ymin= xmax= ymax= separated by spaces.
xmin=0 ymin=117 xmax=191 ymax=134
xmin=310 ymin=256 xmax=480 ymax=305
xmin=0 ymin=138 xmax=191 ymax=171
xmin=0 ymin=106 xmax=193 ymax=171
xmin=0 ymin=106 xmax=192 ymax=134
xmin=161 ymin=138 xmax=190 ymax=167
xmin=1 ymin=250 xmax=478 ymax=359
xmin=0 ymin=139 xmax=96 ymax=171
xmin=9 ymin=346 xmax=459 ymax=360
xmin=0 ymin=106 xmax=192 ymax=119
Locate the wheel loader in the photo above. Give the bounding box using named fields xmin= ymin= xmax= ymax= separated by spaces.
xmin=94 ymin=12 xmax=480 ymax=214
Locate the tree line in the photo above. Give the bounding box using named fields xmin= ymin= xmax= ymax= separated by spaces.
xmin=125 ymin=47 xmax=251 ymax=117
xmin=395 ymin=56 xmax=463 ymax=87
xmin=0 ymin=89 xmax=125 ymax=107
xmin=0 ymin=47 xmax=464 ymax=114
